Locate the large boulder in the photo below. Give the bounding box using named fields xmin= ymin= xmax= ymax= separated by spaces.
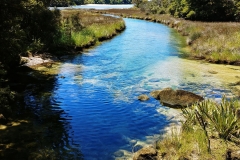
xmin=151 ymin=88 xmax=204 ymax=108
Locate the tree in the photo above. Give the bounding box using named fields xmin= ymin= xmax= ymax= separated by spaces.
xmin=132 ymin=0 xmax=143 ymax=7
xmin=0 ymin=0 xmax=26 ymax=69
xmin=185 ymin=0 xmax=236 ymax=21
xmin=0 ymin=0 xmax=60 ymax=70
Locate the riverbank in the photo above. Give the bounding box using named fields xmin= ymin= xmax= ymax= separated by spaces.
xmin=51 ymin=9 xmax=125 ymax=54
xmin=93 ymin=8 xmax=240 ymax=95
xmin=93 ymin=8 xmax=240 ymax=66
xmin=0 ymin=10 xmax=125 ymax=159
xmin=20 ymin=10 xmax=126 ymax=66
xmin=1 ymin=8 xmax=240 ymax=159
xmin=85 ymin=8 xmax=240 ymax=159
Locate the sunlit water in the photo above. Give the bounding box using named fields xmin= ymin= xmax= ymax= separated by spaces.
xmin=50 ymin=4 xmax=134 ymax=10
xmin=28 ymin=18 xmax=236 ymax=159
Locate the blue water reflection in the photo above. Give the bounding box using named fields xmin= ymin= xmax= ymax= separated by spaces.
xmin=51 ymin=18 xmax=233 ymax=159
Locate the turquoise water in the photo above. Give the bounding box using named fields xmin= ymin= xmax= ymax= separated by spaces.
xmin=54 ymin=19 xmax=176 ymax=159
xmin=27 ymin=18 xmax=233 ymax=159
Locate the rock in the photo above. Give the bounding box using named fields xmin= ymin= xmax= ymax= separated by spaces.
xmin=21 ymin=53 xmax=59 ymax=67
xmin=133 ymin=146 xmax=158 ymax=160
xmin=150 ymin=90 xmax=161 ymax=99
xmin=153 ymin=88 xmax=204 ymax=108
xmin=20 ymin=57 xmax=30 ymax=65
xmin=138 ymin=94 xmax=149 ymax=101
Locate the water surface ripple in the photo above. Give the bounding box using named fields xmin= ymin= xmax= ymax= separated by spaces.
xmin=50 ymin=18 xmax=232 ymax=159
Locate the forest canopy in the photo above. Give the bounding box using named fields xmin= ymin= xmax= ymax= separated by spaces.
xmin=136 ymin=0 xmax=240 ymax=21
xmin=50 ymin=0 xmax=84 ymax=7
xmin=50 ymin=0 xmax=132 ymax=6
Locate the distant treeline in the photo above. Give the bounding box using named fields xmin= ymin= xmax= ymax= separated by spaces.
xmin=84 ymin=0 xmax=131 ymax=4
xmin=133 ymin=0 xmax=240 ymax=21
xmin=50 ymin=0 xmax=132 ymax=6
xmin=50 ymin=0 xmax=84 ymax=7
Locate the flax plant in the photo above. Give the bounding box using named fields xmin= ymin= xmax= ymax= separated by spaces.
xmin=183 ymin=97 xmax=240 ymax=141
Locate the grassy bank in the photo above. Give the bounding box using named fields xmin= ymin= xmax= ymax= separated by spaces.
xmin=55 ymin=10 xmax=125 ymax=52
xmin=155 ymin=97 xmax=240 ymax=160
xmin=95 ymin=8 xmax=240 ymax=65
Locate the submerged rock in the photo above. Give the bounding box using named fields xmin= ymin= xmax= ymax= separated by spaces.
xmin=151 ymin=88 xmax=204 ymax=108
xmin=138 ymin=94 xmax=150 ymax=101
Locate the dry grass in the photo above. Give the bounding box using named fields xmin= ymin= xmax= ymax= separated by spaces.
xmin=61 ymin=10 xmax=123 ymax=26
xmin=156 ymin=127 xmax=239 ymax=160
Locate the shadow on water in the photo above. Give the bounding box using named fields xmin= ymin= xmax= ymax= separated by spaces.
xmin=0 ymin=66 xmax=83 ymax=160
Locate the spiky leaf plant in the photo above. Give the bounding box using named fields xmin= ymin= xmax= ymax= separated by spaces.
xmin=183 ymin=97 xmax=240 ymax=140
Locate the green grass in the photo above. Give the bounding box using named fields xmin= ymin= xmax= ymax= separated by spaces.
xmin=156 ymin=97 xmax=240 ymax=160
xmin=71 ymin=28 xmax=96 ymax=47
xmin=56 ymin=10 xmax=125 ymax=49
xmin=157 ymin=127 xmax=226 ymax=159
xmin=183 ymin=97 xmax=240 ymax=140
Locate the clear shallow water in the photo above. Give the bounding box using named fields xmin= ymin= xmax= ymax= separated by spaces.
xmin=28 ymin=18 xmax=235 ymax=159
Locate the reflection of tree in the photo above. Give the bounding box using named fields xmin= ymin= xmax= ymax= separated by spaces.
xmin=0 ymin=69 xmax=83 ymax=159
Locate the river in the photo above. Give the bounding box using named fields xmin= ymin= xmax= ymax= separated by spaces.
xmin=26 ymin=18 xmax=239 ymax=159
xmin=50 ymin=4 xmax=134 ymax=10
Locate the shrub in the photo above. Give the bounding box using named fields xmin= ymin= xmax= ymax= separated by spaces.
xmin=183 ymin=97 xmax=240 ymax=140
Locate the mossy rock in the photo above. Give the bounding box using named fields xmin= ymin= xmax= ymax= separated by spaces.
xmin=151 ymin=88 xmax=204 ymax=108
